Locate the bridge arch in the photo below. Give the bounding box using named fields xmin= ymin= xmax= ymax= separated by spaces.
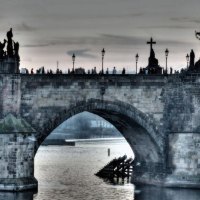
xmin=34 ymin=98 xmax=164 ymax=164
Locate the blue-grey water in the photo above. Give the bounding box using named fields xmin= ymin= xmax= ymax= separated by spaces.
xmin=0 ymin=139 xmax=200 ymax=200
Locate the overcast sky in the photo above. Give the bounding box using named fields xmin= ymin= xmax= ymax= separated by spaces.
xmin=1 ymin=0 xmax=200 ymax=72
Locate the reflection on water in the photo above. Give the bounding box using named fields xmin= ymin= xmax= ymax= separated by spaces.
xmin=2 ymin=186 xmax=200 ymax=200
xmin=135 ymin=185 xmax=200 ymax=200
xmin=0 ymin=191 xmax=35 ymax=200
xmin=0 ymin=139 xmax=200 ymax=200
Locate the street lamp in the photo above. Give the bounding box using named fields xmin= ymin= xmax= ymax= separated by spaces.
xmin=135 ymin=53 xmax=139 ymax=74
xmin=186 ymin=53 xmax=189 ymax=69
xmin=165 ymin=49 xmax=169 ymax=74
xmin=72 ymin=53 xmax=75 ymax=73
xmin=101 ymin=48 xmax=105 ymax=74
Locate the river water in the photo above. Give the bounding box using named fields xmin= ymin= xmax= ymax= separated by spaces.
xmin=0 ymin=139 xmax=200 ymax=200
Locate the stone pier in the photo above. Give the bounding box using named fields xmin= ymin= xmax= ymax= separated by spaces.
xmin=0 ymin=114 xmax=37 ymax=191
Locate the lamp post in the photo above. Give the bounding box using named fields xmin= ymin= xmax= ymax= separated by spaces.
xmin=186 ymin=53 xmax=189 ymax=69
xmin=135 ymin=53 xmax=139 ymax=74
xmin=165 ymin=49 xmax=169 ymax=74
xmin=101 ymin=48 xmax=105 ymax=74
xmin=72 ymin=53 xmax=75 ymax=73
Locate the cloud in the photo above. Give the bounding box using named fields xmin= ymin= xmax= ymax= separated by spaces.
xmin=158 ymin=39 xmax=190 ymax=46
xmin=22 ymin=33 xmax=191 ymax=50
xmin=100 ymin=34 xmax=145 ymax=45
xmin=22 ymin=43 xmax=50 ymax=48
xmin=15 ymin=22 xmax=37 ymax=32
xmin=129 ymin=12 xmax=144 ymax=17
xmin=23 ymin=57 xmax=32 ymax=62
xmin=67 ymin=49 xmax=97 ymax=59
xmin=138 ymin=24 xmax=192 ymax=30
xmin=22 ymin=34 xmax=146 ymax=48
xmin=170 ymin=17 xmax=200 ymax=24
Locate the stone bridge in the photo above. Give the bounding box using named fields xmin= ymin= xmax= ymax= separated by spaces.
xmin=0 ymin=73 xmax=200 ymax=191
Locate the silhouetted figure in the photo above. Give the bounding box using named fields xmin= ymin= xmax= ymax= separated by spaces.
xmin=113 ymin=67 xmax=116 ymax=74
xmin=189 ymin=49 xmax=195 ymax=71
xmin=170 ymin=67 xmax=173 ymax=74
xmin=36 ymin=66 xmax=45 ymax=74
xmin=0 ymin=39 xmax=7 ymax=60
xmin=175 ymin=70 xmax=180 ymax=74
xmin=31 ymin=68 xmax=34 ymax=74
xmin=88 ymin=69 xmax=90 ymax=74
xmin=74 ymin=67 xmax=85 ymax=74
xmin=42 ymin=67 xmax=45 ymax=74
xmin=180 ymin=68 xmax=185 ymax=74
xmin=106 ymin=68 xmax=109 ymax=74
xmin=122 ymin=68 xmax=125 ymax=74
xmin=7 ymin=28 xmax=14 ymax=58
xmin=14 ymin=42 xmax=20 ymax=61
xmin=56 ymin=68 xmax=59 ymax=74
xmin=94 ymin=67 xmax=97 ymax=74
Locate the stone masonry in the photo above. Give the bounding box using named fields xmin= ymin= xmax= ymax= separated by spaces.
xmin=0 ymin=73 xmax=200 ymax=190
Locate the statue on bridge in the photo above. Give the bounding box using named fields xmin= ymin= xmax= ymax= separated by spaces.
xmin=14 ymin=42 xmax=20 ymax=61
xmin=188 ymin=49 xmax=195 ymax=71
xmin=6 ymin=28 xmax=14 ymax=58
xmin=195 ymin=30 xmax=200 ymax=40
xmin=187 ymin=49 xmax=200 ymax=73
xmin=141 ymin=37 xmax=162 ymax=75
xmin=188 ymin=32 xmax=200 ymax=73
xmin=0 ymin=28 xmax=20 ymax=73
xmin=0 ymin=39 xmax=7 ymax=60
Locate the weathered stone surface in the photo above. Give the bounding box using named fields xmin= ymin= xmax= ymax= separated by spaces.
xmin=1 ymin=73 xmax=200 ymax=190
xmin=164 ymin=133 xmax=200 ymax=187
xmin=0 ymin=114 xmax=36 ymax=133
xmin=0 ymin=119 xmax=37 ymax=191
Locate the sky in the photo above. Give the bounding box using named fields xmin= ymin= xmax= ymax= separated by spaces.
xmin=0 ymin=0 xmax=200 ymax=73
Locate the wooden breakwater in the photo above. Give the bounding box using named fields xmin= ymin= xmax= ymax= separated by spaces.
xmin=95 ymin=155 xmax=133 ymax=180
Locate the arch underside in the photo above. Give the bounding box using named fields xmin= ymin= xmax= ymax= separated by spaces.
xmin=34 ymin=99 xmax=164 ymax=164
xmin=92 ymin=109 xmax=161 ymax=163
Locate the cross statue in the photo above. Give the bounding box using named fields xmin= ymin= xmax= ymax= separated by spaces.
xmin=147 ymin=37 xmax=156 ymax=51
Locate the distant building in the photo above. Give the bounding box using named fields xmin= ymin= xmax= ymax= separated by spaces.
xmin=20 ymin=68 xmax=27 ymax=74
xmin=90 ymin=120 xmax=114 ymax=128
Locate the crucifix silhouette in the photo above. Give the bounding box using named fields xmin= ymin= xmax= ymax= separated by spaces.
xmin=147 ymin=37 xmax=156 ymax=51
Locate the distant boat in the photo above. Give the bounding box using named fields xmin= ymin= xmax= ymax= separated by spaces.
xmin=65 ymin=141 xmax=75 ymax=146
xmin=42 ymin=139 xmax=75 ymax=146
xmin=65 ymin=137 xmax=123 ymax=143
